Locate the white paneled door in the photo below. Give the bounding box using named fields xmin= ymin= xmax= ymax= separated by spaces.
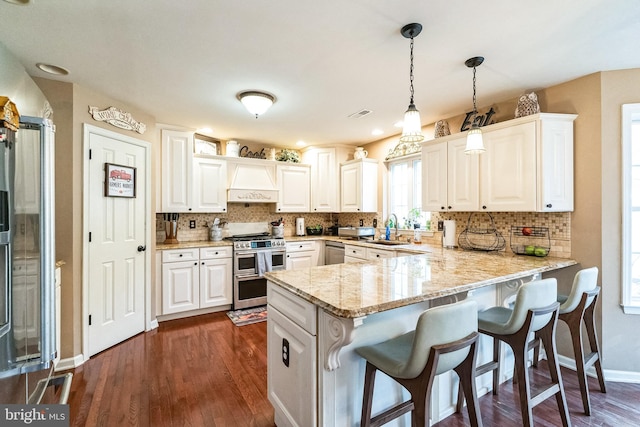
xmin=85 ymin=125 xmax=149 ymax=357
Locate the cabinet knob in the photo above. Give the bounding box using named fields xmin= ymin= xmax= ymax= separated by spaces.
xmin=440 ymin=206 xmax=445 ymax=210
xmin=137 ymin=245 xmax=146 ymax=252
xmin=201 ymin=262 xmax=204 ymax=265
xmin=287 ymin=255 xmax=290 ymax=258
xmin=223 ymin=208 xmax=226 ymax=212
xmin=447 ymin=206 xmax=452 ymax=210
xmin=482 ymin=205 xmax=487 ymax=210
xmin=215 ymin=251 xmax=218 ymax=255
xmin=188 ymin=208 xmax=192 ymax=211
xmin=546 ymin=203 xmax=552 ymax=208
xmin=179 ymin=254 xmax=183 ymax=257
xmin=194 ymin=262 xmax=198 ymax=266
xmin=376 ymin=254 xmax=380 ymax=257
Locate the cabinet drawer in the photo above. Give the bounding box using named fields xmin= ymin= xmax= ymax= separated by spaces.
xmin=267 ymin=283 xmax=316 ymax=335
xmin=199 ymin=246 xmax=232 ymax=260
xmin=344 ymin=245 xmax=366 ymax=260
xmin=162 ymin=248 xmax=199 ymax=263
xmin=367 ymin=248 xmax=396 ymax=260
xmin=286 ymin=240 xmax=315 ymax=253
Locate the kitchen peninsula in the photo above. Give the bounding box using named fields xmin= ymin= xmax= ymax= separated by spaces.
xmin=264 ymin=247 xmax=576 ymax=426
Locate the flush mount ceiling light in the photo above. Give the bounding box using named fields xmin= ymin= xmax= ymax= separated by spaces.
xmin=399 ymin=23 xmax=424 ymax=143
xmin=237 ymin=91 xmax=276 ymax=118
xmin=36 ymin=63 xmax=69 ymax=76
xmin=464 ymin=56 xmax=486 ymax=154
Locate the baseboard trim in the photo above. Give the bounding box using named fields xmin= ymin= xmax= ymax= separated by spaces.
xmin=148 ymin=318 xmax=159 ymax=331
xmin=557 ymin=354 xmax=640 ymax=384
xmin=54 ymin=354 xmax=84 ymax=372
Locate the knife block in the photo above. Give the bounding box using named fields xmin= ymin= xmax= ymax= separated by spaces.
xmin=165 ymin=220 xmax=179 ymax=244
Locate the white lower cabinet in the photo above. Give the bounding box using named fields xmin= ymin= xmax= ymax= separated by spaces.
xmin=200 ymin=248 xmax=233 ymax=308
xmin=286 ymin=241 xmax=320 ymax=270
xmin=344 ymin=244 xmax=398 ymax=262
xmin=267 ymin=283 xmax=317 ymax=427
xmin=161 ymin=247 xmax=232 ymax=315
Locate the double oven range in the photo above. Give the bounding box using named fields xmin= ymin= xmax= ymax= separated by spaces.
xmin=226 ymin=233 xmax=286 ymax=309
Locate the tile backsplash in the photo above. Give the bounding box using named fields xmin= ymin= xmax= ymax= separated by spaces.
xmin=156 ymin=206 xmax=571 ymax=258
xmin=156 ymin=203 xmax=381 ymax=242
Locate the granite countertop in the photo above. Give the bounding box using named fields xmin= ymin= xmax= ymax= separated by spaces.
xmin=264 ymin=249 xmax=576 ymax=319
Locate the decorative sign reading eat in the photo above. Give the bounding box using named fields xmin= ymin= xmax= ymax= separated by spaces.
xmin=460 ymin=107 xmax=496 ymax=132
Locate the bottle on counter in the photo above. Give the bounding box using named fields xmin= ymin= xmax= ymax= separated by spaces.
xmin=413 ymin=223 xmax=421 ymax=244
xmin=385 ymin=225 xmax=391 ymax=240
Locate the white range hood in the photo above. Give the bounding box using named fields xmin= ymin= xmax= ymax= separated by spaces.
xmin=227 ymin=157 xmax=278 ymax=203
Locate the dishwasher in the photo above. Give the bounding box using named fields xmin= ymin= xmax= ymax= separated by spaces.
xmin=325 ymin=241 xmax=345 ymax=265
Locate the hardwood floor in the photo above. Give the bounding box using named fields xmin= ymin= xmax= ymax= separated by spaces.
xmin=65 ymin=311 xmax=640 ymax=426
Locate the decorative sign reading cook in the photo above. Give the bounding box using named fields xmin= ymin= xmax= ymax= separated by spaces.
xmin=89 ymin=106 xmax=147 ymax=134
xmin=104 ymin=163 xmax=136 ymax=198
xmin=239 ymin=145 xmax=266 ymax=159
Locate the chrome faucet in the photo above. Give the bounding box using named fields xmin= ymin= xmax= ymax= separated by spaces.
xmin=388 ymin=213 xmax=399 ymax=240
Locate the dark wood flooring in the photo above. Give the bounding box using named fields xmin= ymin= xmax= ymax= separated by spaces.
xmin=64 ymin=311 xmax=640 ymax=426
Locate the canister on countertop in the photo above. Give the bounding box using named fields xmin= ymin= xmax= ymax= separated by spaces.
xmin=443 ymin=220 xmax=457 ymax=248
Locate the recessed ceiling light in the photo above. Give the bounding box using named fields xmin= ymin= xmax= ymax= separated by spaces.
xmin=371 ymin=129 xmax=384 ymax=136
xmin=3 ymin=0 xmax=30 ymax=4
xmin=296 ymin=140 xmax=307 ymax=147
xmin=197 ymin=127 xmax=213 ymax=134
xmin=393 ymin=121 xmax=404 ymax=128
xmin=36 ymin=63 xmax=69 ymax=76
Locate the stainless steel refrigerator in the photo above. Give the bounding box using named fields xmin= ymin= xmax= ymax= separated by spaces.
xmin=0 ymin=116 xmax=56 ymax=399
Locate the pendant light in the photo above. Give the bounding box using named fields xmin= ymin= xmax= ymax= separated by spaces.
xmin=464 ymin=56 xmax=485 ymax=154
xmin=399 ymin=23 xmax=424 ymax=143
xmin=237 ymin=91 xmax=276 ymax=118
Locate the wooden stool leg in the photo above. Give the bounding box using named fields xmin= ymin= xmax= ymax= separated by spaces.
xmin=511 ymin=342 xmax=534 ymax=427
xmin=361 ymin=362 xmax=377 ymax=427
xmin=566 ymin=311 xmax=591 ymax=415
xmin=584 ymin=300 xmax=607 ymax=394
xmin=492 ymin=337 xmax=500 ymax=394
xmin=454 ymin=344 xmax=483 ymax=427
xmin=539 ymin=323 xmax=571 ymax=427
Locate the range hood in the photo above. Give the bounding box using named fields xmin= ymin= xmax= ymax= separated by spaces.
xmin=227 ymin=158 xmax=278 ymax=203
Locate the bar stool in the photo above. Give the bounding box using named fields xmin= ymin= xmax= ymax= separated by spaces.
xmin=356 ymin=299 xmax=482 ymax=427
xmin=534 ymin=267 xmax=606 ymax=415
xmin=462 ymin=278 xmax=571 ymax=427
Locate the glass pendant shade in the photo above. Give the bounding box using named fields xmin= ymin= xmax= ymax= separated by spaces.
xmin=465 ymin=124 xmax=485 ymax=154
xmin=238 ymin=91 xmax=275 ymax=118
xmin=400 ymin=103 xmax=424 ymax=142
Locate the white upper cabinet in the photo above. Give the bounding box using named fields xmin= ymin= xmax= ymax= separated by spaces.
xmin=161 ymin=130 xmax=193 ymax=212
xmin=480 ymin=121 xmax=537 ymax=211
xmin=276 ymin=164 xmax=311 ymax=212
xmin=340 ymin=158 xmax=378 ymax=212
xmin=421 ymin=113 xmax=576 ymax=212
xmin=161 ymin=130 xmax=227 ymax=213
xmin=303 ymin=147 xmax=336 ymax=212
xmin=192 ymin=156 xmax=227 ymax=213
xmin=537 ymin=117 xmax=575 ymax=211
xmin=422 ymin=137 xmax=479 ymax=212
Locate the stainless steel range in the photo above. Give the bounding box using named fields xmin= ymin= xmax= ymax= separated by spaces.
xmin=226 ymin=233 xmax=286 ymax=309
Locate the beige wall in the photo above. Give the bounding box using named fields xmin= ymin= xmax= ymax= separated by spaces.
xmin=34 ymin=78 xmax=158 ymax=360
xmin=599 ymin=69 xmax=640 ymax=371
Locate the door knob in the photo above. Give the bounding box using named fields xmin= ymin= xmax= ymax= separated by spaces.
xmin=137 ymin=245 xmax=146 ymax=252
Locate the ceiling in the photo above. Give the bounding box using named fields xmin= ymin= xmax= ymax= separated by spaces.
xmin=2 ymin=0 xmax=640 ymax=147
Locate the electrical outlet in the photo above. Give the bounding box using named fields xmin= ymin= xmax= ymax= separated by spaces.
xmin=189 ymin=220 xmax=196 ymax=229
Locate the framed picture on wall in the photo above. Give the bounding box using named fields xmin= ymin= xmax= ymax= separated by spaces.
xmin=104 ymin=163 xmax=136 ymax=198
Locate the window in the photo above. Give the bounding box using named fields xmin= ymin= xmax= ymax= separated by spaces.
xmin=387 ymin=155 xmax=429 ymax=229
xmin=622 ymin=104 xmax=640 ymax=313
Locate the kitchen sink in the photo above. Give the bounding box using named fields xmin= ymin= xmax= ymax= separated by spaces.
xmin=369 ymin=240 xmax=408 ymax=246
